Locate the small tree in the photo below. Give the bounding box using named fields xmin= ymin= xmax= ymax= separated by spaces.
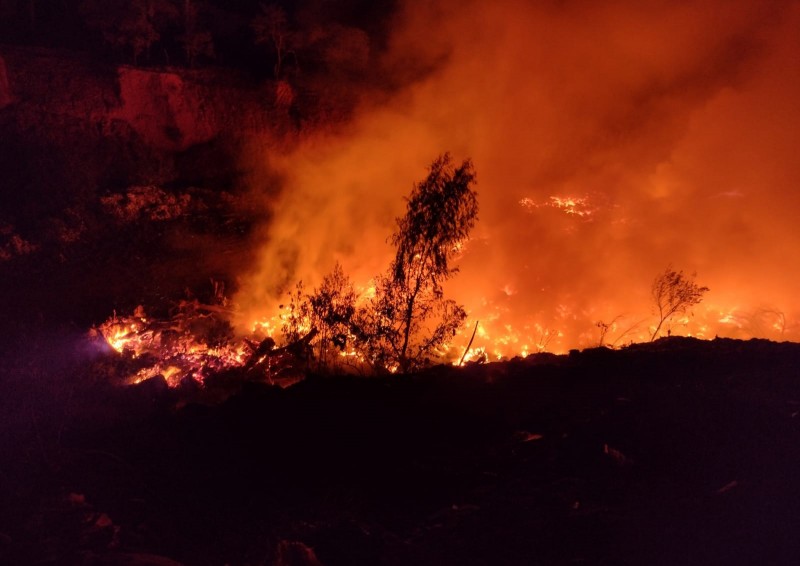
xmin=80 ymin=0 xmax=176 ymax=64
xmin=280 ymin=281 xmax=311 ymax=346
xmin=596 ymin=320 xmax=611 ymax=347
xmin=179 ymin=0 xmax=214 ymax=67
xmin=251 ymin=2 xmax=295 ymax=79
xmin=279 ymin=264 xmax=358 ymax=372
xmin=275 ymin=154 xmax=478 ymax=374
xmin=650 ymin=266 xmax=709 ymax=341
xmin=307 ymin=263 xmax=357 ymax=371
xmin=361 ymin=153 xmax=478 ymax=373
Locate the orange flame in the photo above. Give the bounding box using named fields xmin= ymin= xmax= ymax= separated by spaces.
xmin=230 ymin=0 xmax=800 ymax=357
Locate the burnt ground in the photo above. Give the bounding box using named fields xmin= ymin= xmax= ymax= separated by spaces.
xmin=0 ymin=337 xmax=799 ymax=565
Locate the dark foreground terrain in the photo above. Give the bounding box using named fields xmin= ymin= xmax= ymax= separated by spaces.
xmin=1 ymin=337 xmax=800 ymax=565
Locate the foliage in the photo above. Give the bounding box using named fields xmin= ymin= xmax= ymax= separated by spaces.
xmin=280 ymin=281 xmax=311 ymax=346
xmin=8 ymin=0 xmax=382 ymax=77
xmin=650 ymin=266 xmax=709 ymax=341
xmin=279 ymin=154 xmax=478 ymax=375
xmin=280 ymin=264 xmax=358 ymax=373
xmin=307 ymin=263 xmax=358 ymax=371
xmin=595 ymin=320 xmax=611 ymax=347
xmin=360 ymin=153 xmax=478 ymax=373
xmin=80 ymin=0 xmax=178 ymax=64
xmin=251 ymin=2 xmax=295 ymax=78
xmin=179 ymin=0 xmax=214 ymax=67
xmin=356 ymin=273 xmax=467 ymax=373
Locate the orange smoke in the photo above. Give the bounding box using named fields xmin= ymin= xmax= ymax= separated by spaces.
xmin=234 ymin=0 xmax=800 ymax=356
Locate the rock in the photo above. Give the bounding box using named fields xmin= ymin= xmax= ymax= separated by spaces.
xmin=112 ymin=67 xmax=218 ymax=151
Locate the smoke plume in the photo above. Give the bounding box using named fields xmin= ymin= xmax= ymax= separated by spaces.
xmin=235 ymin=0 xmax=800 ymax=354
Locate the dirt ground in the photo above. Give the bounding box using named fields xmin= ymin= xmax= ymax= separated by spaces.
xmin=1 ymin=336 xmax=799 ymax=565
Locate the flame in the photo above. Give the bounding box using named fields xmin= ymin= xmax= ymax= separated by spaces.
xmin=98 ymin=308 xmax=152 ymax=354
xmin=94 ymin=305 xmax=253 ymax=387
xmin=91 ymin=0 xmax=800 ymax=382
xmin=229 ymin=0 xmax=800 ymax=359
xmin=105 ymin=324 xmax=140 ymax=353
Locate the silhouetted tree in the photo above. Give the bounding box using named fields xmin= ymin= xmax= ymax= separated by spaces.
xmin=596 ymin=320 xmax=612 ymax=347
xmin=278 ymin=154 xmax=478 ymax=374
xmin=307 ymin=263 xmax=358 ymax=371
xmin=280 ymin=281 xmax=311 ymax=347
xmin=80 ymin=0 xmax=178 ymax=64
xmin=179 ymin=0 xmax=214 ymax=67
xmin=251 ymin=2 xmax=295 ymax=78
xmin=279 ymin=264 xmax=357 ymax=372
xmin=359 ymin=153 xmax=478 ymax=373
xmin=650 ymin=266 xmax=709 ymax=341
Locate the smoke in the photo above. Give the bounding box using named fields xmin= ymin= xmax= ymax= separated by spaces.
xmin=234 ymin=0 xmax=800 ymax=353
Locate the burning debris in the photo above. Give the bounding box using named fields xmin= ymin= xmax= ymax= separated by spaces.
xmin=518 ymin=195 xmax=599 ymax=219
xmin=92 ymin=302 xmax=245 ymax=387
xmin=91 ymin=291 xmax=309 ymax=389
xmin=91 ymin=154 xmax=480 ymax=382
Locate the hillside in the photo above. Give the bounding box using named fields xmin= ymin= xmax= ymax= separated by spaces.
xmin=1 ymin=337 xmax=799 ymax=565
xmin=2 ymin=9 xmax=800 ymax=564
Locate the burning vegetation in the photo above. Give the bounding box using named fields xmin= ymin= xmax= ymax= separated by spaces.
xmin=88 ymin=153 xmax=716 ymax=389
xmin=2 ymin=0 xmax=799 ymax=373
xmin=93 ymin=153 xmax=479 ymax=383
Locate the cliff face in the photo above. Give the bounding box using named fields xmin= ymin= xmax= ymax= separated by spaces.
xmin=1 ymin=46 xmax=279 ymax=138
xmin=1 ymin=47 xmax=119 ymax=126
xmin=0 ymin=47 xmax=284 ymax=328
xmin=0 ymin=47 xmax=284 ymax=224
xmin=112 ymin=66 xmax=280 ymax=152
xmin=113 ymin=67 xmax=219 ymax=152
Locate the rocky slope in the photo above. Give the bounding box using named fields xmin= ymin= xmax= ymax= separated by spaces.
xmin=0 ymin=47 xmax=291 ymax=343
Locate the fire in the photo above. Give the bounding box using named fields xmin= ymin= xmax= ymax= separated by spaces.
xmin=92 ymin=298 xmax=374 ymax=387
xmin=519 ymin=195 xmax=596 ymax=218
xmin=92 ymin=278 xmax=797 ymax=388
xmin=90 ymin=0 xmax=800 ymax=383
xmin=105 ymin=325 xmax=140 ymax=354
xmin=228 ymin=0 xmax=800 ymax=360
xmin=98 ymin=307 xmax=151 ymax=354
xmin=93 ymin=304 xmax=252 ymax=387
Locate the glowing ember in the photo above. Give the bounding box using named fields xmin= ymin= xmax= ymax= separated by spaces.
xmin=519 ymin=195 xmax=596 ymax=218
xmin=92 ymin=304 xmax=251 ymax=387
